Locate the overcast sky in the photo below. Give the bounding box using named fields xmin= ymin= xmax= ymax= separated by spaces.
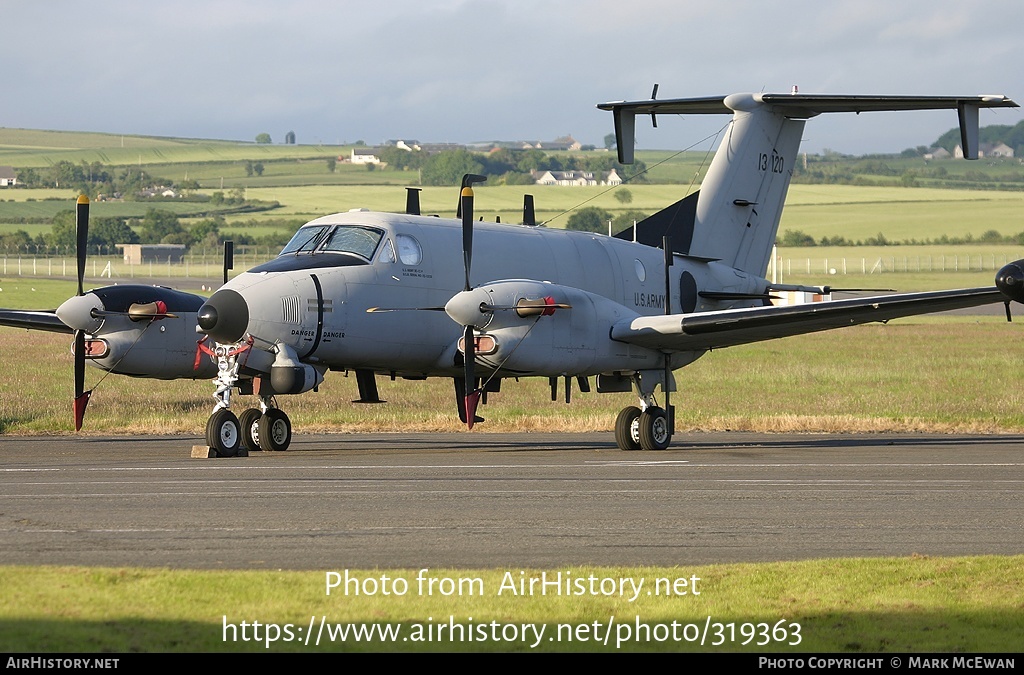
xmin=2 ymin=1 xmax=1020 ymax=154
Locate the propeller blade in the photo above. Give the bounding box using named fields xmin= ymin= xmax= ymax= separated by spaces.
xmin=459 ymin=174 xmax=486 ymax=292
xmin=76 ymin=195 xmax=89 ymax=297
xmin=463 ymin=324 xmax=479 ymax=430
xmin=461 ymin=190 xmax=474 ymax=292
xmin=73 ymin=329 xmax=91 ymax=431
xmin=73 ymin=195 xmax=91 ymax=432
xmin=366 ymin=306 xmax=446 ymax=313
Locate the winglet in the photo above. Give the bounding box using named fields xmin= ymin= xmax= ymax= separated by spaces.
xmin=958 ymin=103 xmax=980 ymax=159
xmin=613 ymin=107 xmax=636 ymax=164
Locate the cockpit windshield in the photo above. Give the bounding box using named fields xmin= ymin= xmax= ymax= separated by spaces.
xmin=279 ymin=225 xmax=384 ymax=262
xmin=322 ymin=227 xmax=384 ymax=260
xmin=281 ymin=225 xmax=331 ymax=255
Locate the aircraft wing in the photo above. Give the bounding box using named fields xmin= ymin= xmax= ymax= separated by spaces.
xmin=0 ymin=309 xmax=73 ymax=334
xmin=610 ymin=287 xmax=1003 ymax=352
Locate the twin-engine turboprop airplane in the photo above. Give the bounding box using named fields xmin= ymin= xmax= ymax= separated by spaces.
xmin=190 ymin=90 xmax=1022 ymax=456
xmin=0 ymin=196 xmax=217 ymax=430
xmin=2 ymin=91 xmax=1021 ymax=452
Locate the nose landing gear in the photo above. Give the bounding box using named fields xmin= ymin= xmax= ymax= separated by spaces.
xmin=202 ymin=340 xmax=293 ymax=457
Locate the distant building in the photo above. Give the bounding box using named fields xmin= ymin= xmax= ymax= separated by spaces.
xmin=0 ymin=166 xmax=17 ymax=187
xmin=522 ymin=136 xmax=583 ymax=152
xmin=533 ymin=168 xmax=623 ymax=186
xmin=954 ymin=142 xmax=1015 ymax=159
xmin=118 ymin=244 xmax=187 ymax=265
xmin=983 ymin=142 xmax=1014 ymax=158
xmin=923 ymin=147 xmax=951 ymax=160
xmin=350 ymin=147 xmax=381 ymax=164
xmin=138 ymin=186 xmax=179 ymax=198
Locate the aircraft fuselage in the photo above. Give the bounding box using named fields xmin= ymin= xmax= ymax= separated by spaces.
xmin=210 ymin=209 xmax=767 ymax=380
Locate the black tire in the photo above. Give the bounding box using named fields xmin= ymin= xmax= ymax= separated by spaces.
xmin=206 ymin=409 xmax=241 ymax=457
xmin=238 ymin=408 xmax=262 ymax=453
xmin=639 ymin=407 xmax=671 ymax=451
xmin=614 ymin=406 xmax=642 ymax=451
xmin=258 ymin=408 xmax=292 ymax=452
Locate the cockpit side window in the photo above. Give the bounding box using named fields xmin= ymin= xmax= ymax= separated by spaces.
xmin=377 ymin=238 xmax=396 ymax=263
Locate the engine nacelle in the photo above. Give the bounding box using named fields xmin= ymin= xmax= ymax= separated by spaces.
xmin=452 ymin=279 xmax=664 ymax=376
xmin=86 ymin=312 xmax=217 ymax=379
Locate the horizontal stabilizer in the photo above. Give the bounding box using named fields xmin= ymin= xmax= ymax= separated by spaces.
xmin=598 ymin=92 xmax=1018 ymax=164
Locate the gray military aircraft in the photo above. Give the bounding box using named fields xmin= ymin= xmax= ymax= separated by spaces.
xmin=3 ymin=90 xmax=1022 ymax=454
xmin=190 ymin=90 xmax=1022 ymax=455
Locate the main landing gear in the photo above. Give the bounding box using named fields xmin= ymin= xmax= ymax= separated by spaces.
xmin=204 ymin=341 xmax=293 ymax=457
xmin=614 ymin=404 xmax=671 ymax=451
xmin=613 ymin=372 xmax=673 ymax=451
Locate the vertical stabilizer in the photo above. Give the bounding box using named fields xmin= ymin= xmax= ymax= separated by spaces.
xmin=690 ymin=95 xmax=804 ymax=274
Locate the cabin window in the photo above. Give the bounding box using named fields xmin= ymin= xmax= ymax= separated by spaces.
xmin=396 ymin=234 xmax=422 ymax=265
xmin=634 ymin=259 xmax=646 ymax=282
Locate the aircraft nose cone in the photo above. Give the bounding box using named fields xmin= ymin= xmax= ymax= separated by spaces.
xmin=56 ymin=293 xmax=104 ymax=333
xmin=995 ymin=260 xmax=1024 ymax=303
xmin=198 ymin=289 xmax=249 ymax=343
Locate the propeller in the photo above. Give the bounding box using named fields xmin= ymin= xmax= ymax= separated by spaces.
xmin=73 ymin=195 xmax=91 ymax=431
xmin=458 ymin=174 xmax=487 ymax=428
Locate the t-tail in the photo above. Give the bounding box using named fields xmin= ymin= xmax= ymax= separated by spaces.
xmin=599 ymin=91 xmax=1017 ymax=276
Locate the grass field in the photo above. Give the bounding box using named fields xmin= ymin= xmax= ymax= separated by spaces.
xmin=0 ymin=127 xmax=350 ymax=168
xmin=2 ymin=557 xmax=1022 ymax=652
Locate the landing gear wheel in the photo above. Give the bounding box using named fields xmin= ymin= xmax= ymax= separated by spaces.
xmin=614 ymin=406 xmax=642 ymax=451
xmin=206 ymin=409 xmax=241 ymax=457
xmin=639 ymin=407 xmax=671 ymax=451
xmin=258 ymin=408 xmax=292 ymax=452
xmin=238 ymin=408 xmax=262 ymax=453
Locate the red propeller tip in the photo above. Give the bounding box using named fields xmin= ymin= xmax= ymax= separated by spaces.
xmin=464 ymin=390 xmax=482 ymax=430
xmin=73 ymin=391 xmax=92 ymax=431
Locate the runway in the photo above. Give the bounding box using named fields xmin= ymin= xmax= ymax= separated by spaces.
xmin=1 ymin=432 xmax=1022 ymax=569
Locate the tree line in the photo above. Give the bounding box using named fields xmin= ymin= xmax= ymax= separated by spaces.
xmin=14 ymin=160 xmax=183 ymax=199
xmin=0 ymin=210 xmax=299 ymax=254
